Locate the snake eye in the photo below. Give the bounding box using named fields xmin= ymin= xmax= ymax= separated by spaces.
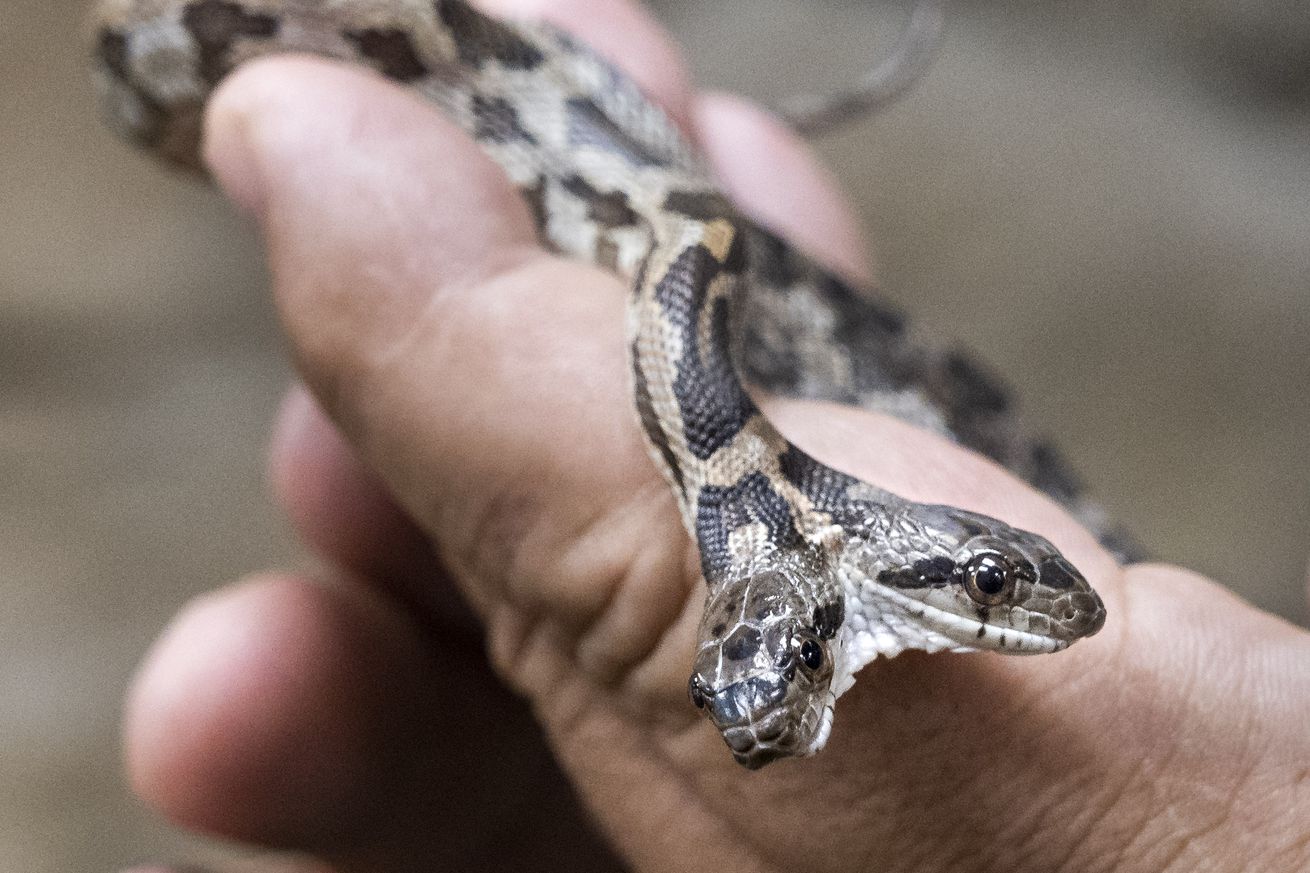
xmin=962 ymin=554 xmax=1015 ymax=606
xmin=799 ymin=639 xmax=823 ymax=671
xmin=688 ymin=676 xmax=706 ymax=709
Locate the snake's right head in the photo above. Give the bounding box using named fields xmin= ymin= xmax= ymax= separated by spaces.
xmin=687 ymin=569 xmax=842 ymax=769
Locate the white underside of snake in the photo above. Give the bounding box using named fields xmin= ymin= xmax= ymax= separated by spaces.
xmin=91 ymin=0 xmax=1120 ymax=768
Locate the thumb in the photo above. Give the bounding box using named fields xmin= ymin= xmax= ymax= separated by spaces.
xmin=203 ymin=56 xmax=699 ymax=697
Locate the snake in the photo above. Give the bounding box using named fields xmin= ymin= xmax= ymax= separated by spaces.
xmin=91 ymin=0 xmax=1123 ymax=769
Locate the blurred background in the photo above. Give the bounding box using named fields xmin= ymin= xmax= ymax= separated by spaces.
xmin=2 ymin=0 xmax=1307 ymax=869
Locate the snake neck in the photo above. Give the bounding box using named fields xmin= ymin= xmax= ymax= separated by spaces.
xmin=627 ymin=205 xmax=840 ymax=573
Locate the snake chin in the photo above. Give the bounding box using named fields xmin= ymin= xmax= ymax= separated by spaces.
xmin=694 ymin=668 xmax=831 ymax=769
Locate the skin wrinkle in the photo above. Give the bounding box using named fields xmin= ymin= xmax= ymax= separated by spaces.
xmin=490 ymin=473 xmax=656 ymax=647
xmin=837 ymin=665 xmax=1053 ymax=869
xmin=946 ymin=663 xmax=1103 ymax=853
xmin=529 ymin=479 xmax=670 ymax=633
xmin=1160 ymin=754 xmax=1262 ymax=871
xmin=568 ymin=488 xmax=701 ymax=685
xmin=1035 ymin=753 xmax=1128 ymax=873
xmin=984 ymin=739 xmax=1086 ymax=871
xmin=991 ymin=730 xmax=1106 ymax=872
xmin=1022 ymin=679 xmax=1134 ymax=859
xmin=497 ymin=602 xmax=780 ymax=873
xmin=965 ymin=682 xmax=1123 ymax=871
xmin=1046 ymin=774 xmax=1129 ymax=873
xmin=468 ymin=474 xmax=700 ymax=723
xmin=1106 ymin=582 xmax=1264 ymax=872
xmin=483 ymin=594 xmax=538 ymax=693
xmin=622 ymin=557 xmax=708 ymax=730
xmin=554 ymin=496 xmax=663 ymax=678
xmin=549 ymin=691 xmax=782 ymax=873
xmin=353 ymin=244 xmax=546 ymax=398
xmin=493 ymin=596 xmax=571 ymax=706
xmin=1068 ymin=736 xmax=1153 ymax=873
xmin=1274 ymin=807 xmax=1310 ymax=869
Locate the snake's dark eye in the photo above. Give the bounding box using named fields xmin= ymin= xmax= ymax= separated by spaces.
xmin=799 ymin=639 xmax=823 ymax=670
xmin=688 ymin=676 xmax=705 ymax=709
xmin=962 ymin=554 xmax=1015 ymax=606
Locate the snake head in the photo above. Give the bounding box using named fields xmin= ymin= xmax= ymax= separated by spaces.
xmin=870 ymin=507 xmax=1107 ymax=653
xmin=687 ymin=568 xmax=841 ymax=769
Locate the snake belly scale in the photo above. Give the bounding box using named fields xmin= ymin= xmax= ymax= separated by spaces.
xmin=92 ymin=0 xmax=1111 ymax=768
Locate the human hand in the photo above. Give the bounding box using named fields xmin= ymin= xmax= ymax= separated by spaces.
xmin=122 ymin=1 xmax=1310 ymax=871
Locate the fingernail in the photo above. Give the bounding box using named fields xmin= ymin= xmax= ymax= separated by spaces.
xmin=202 ymin=77 xmax=268 ymax=217
xmin=268 ymin=383 xmax=318 ymax=480
xmin=202 ymin=59 xmax=343 ymax=219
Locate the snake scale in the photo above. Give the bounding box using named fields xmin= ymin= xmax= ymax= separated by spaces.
xmin=92 ymin=0 xmax=1121 ymax=768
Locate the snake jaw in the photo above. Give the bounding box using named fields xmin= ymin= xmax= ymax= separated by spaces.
xmin=690 ymin=568 xmax=837 ymax=768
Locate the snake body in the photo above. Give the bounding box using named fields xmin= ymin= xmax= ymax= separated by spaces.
xmin=92 ymin=0 xmax=1113 ymax=768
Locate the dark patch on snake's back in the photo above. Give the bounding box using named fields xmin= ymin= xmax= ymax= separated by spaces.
xmin=632 ymin=343 xmax=684 ymax=494
xmin=696 ymin=473 xmax=797 ymax=578
xmin=817 ymin=275 xmax=915 ymax=396
xmin=1028 ymin=441 xmax=1084 ymax=502
xmin=181 ymin=0 xmax=278 ymax=83
xmin=749 ymin=223 xmax=914 ymax=396
xmin=662 ymin=190 xmax=736 ymax=223
xmin=471 ymin=94 xmax=537 ymax=144
xmin=561 ymin=176 xmax=638 ymax=229
xmin=746 ymin=225 xmax=803 ymax=287
xmin=96 ymin=31 xmax=169 ymax=147
xmin=346 ymin=28 xmax=428 ymax=81
xmin=737 ymin=321 xmax=803 ymax=397
xmin=777 ymin=445 xmax=877 ymax=531
xmin=1096 ymin=525 xmax=1147 ymax=564
xmin=519 ymin=176 xmax=549 ymax=234
xmin=97 ymin=30 xmax=131 ymax=80
xmin=565 ymin=98 xmax=665 ymax=167
xmin=655 ymin=244 xmax=755 ymax=460
xmin=720 ymin=227 xmax=748 ymax=275
xmin=438 ymin=0 xmax=544 ymax=69
xmin=941 ymin=508 xmax=991 ymax=540
xmin=942 ymin=351 xmax=1010 ymax=414
xmin=596 ymin=237 xmax=622 ymax=272
xmin=817 ymin=273 xmax=906 ymax=340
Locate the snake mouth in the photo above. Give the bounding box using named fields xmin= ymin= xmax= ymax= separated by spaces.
xmin=720 ymin=716 xmax=798 ymax=769
xmin=706 ymin=681 xmax=815 ymax=768
xmin=731 ymin=742 xmax=792 ymax=770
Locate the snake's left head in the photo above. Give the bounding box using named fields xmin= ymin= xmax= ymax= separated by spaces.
xmin=687 ymin=568 xmax=842 ymax=769
xmin=875 ymin=507 xmax=1107 ymax=653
